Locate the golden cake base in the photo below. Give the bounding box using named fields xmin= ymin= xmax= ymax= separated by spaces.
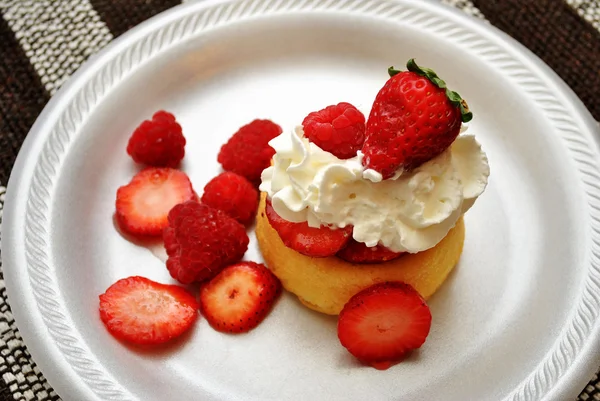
xmin=255 ymin=193 xmax=465 ymax=315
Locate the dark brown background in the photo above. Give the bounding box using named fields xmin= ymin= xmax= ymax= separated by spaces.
xmin=0 ymin=0 xmax=598 ymax=400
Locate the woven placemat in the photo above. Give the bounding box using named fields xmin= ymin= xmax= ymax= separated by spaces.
xmin=0 ymin=0 xmax=599 ymax=400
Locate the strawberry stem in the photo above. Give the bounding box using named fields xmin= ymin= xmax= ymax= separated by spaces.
xmin=388 ymin=66 xmax=402 ymax=76
xmin=388 ymin=59 xmax=473 ymax=123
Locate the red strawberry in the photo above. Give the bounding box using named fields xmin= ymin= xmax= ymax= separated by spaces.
xmin=337 ymin=282 xmax=432 ymax=369
xmin=265 ymin=199 xmax=352 ymax=257
xmin=302 ymin=102 xmax=365 ymax=159
xmin=201 ymin=172 xmax=259 ymax=225
xmin=127 ymin=110 xmax=186 ymax=167
xmin=362 ymin=59 xmax=472 ymax=179
xmin=200 ymin=262 xmax=282 ymax=333
xmin=115 ymin=167 xmax=196 ymax=236
xmin=218 ymin=119 xmax=283 ymax=183
xmin=99 ymin=276 xmax=198 ymax=345
xmin=163 ymin=201 xmax=249 ymax=284
xmin=336 ymin=240 xmax=403 ymax=264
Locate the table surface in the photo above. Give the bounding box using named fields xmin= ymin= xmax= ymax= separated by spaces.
xmin=0 ymin=0 xmax=599 ymax=400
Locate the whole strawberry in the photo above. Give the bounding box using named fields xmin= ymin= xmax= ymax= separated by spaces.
xmin=362 ymin=59 xmax=472 ymax=179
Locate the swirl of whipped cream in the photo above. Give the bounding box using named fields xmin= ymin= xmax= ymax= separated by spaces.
xmin=259 ymin=126 xmax=489 ymax=253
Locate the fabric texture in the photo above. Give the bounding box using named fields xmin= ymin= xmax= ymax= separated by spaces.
xmin=0 ymin=0 xmax=599 ymax=400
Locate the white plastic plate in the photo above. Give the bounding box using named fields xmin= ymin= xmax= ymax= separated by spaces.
xmin=3 ymin=1 xmax=600 ymax=400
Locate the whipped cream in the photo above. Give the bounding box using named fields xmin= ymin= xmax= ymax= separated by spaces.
xmin=259 ymin=126 xmax=489 ymax=253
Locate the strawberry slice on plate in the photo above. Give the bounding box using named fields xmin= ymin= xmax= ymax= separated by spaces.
xmin=337 ymin=282 xmax=432 ymax=369
xmin=265 ymin=199 xmax=352 ymax=257
xmin=200 ymin=262 xmax=282 ymax=333
xmin=115 ymin=167 xmax=196 ymax=236
xmin=99 ymin=276 xmax=199 ymax=346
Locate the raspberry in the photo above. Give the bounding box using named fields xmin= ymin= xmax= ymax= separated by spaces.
xmin=302 ymin=102 xmax=366 ymax=159
xmin=163 ymin=201 xmax=249 ymax=284
xmin=217 ymin=119 xmax=282 ymax=183
xmin=201 ymin=172 xmax=259 ymax=225
xmin=127 ymin=110 xmax=186 ymax=167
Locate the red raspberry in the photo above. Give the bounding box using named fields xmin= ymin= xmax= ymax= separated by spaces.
xmin=217 ymin=119 xmax=282 ymax=183
xmin=127 ymin=110 xmax=186 ymax=167
xmin=201 ymin=172 xmax=259 ymax=225
xmin=302 ymin=102 xmax=365 ymax=159
xmin=163 ymin=201 xmax=249 ymax=284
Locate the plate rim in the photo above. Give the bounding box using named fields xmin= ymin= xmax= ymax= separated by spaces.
xmin=2 ymin=0 xmax=600 ymax=400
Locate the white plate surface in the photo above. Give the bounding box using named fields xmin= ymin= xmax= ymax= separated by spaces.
xmin=3 ymin=1 xmax=600 ymax=400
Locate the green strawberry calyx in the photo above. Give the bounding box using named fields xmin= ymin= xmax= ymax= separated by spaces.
xmin=388 ymin=59 xmax=473 ymax=123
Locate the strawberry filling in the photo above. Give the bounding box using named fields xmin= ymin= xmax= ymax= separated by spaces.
xmin=265 ymin=199 xmax=352 ymax=257
xmin=336 ymin=239 xmax=404 ymax=264
xmin=265 ymin=198 xmax=402 ymax=262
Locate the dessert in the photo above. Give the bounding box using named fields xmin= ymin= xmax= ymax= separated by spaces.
xmin=100 ymin=60 xmax=489 ymax=369
xmin=257 ymin=60 xmax=489 ymax=314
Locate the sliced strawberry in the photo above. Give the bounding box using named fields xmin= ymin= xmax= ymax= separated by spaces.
xmin=99 ymin=276 xmax=199 ymax=345
xmin=336 ymin=240 xmax=403 ymax=264
xmin=115 ymin=167 xmax=195 ymax=236
xmin=199 ymin=262 xmax=281 ymax=333
xmin=337 ymin=282 xmax=432 ymax=369
xmin=265 ymin=199 xmax=352 ymax=257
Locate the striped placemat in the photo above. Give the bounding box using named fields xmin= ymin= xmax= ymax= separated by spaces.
xmin=0 ymin=0 xmax=599 ymax=400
